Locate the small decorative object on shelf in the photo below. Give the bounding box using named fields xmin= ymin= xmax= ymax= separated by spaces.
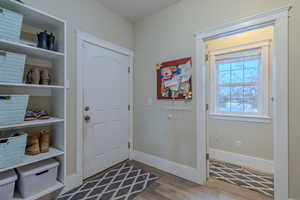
xmin=37 ymin=30 xmax=56 ymax=51
xmin=48 ymin=33 xmax=55 ymax=51
xmin=37 ymin=30 xmax=49 ymax=50
xmin=156 ymin=57 xmax=193 ymax=100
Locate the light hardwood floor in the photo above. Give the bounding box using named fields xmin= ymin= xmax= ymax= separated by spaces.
xmin=130 ymin=161 xmax=273 ymax=200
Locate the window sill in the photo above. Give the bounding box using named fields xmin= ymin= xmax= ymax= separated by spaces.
xmin=208 ymin=113 xmax=272 ymax=123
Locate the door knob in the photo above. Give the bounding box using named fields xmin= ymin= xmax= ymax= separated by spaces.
xmin=84 ymin=116 xmax=91 ymax=121
xmin=84 ymin=106 xmax=90 ymax=111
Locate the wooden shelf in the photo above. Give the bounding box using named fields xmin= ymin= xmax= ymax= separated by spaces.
xmin=0 ymin=82 xmax=64 ymax=89
xmin=0 ymin=39 xmax=64 ymax=60
xmin=0 ymin=147 xmax=64 ymax=173
xmin=13 ymin=182 xmax=64 ymax=200
xmin=0 ymin=118 xmax=64 ymax=130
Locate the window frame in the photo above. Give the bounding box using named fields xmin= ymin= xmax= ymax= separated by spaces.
xmin=208 ymin=40 xmax=272 ymax=123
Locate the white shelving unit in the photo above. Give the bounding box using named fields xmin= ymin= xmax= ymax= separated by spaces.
xmin=0 ymin=0 xmax=67 ymax=199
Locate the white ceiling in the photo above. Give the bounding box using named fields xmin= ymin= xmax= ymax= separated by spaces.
xmin=99 ymin=0 xmax=180 ymax=22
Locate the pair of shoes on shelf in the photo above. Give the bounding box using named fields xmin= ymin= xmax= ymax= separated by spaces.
xmin=24 ymin=110 xmax=50 ymax=121
xmin=26 ymin=68 xmax=52 ymax=85
xmin=26 ymin=129 xmax=50 ymax=155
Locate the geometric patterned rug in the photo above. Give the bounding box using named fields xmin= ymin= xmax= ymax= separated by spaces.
xmin=58 ymin=163 xmax=159 ymax=200
xmin=209 ymin=160 xmax=274 ymax=197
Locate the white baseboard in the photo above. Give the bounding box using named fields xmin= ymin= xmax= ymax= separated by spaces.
xmin=210 ymin=148 xmax=274 ymax=173
xmin=132 ymin=151 xmax=201 ymax=184
xmin=63 ymin=174 xmax=82 ymax=193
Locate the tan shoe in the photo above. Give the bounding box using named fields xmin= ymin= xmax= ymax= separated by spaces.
xmin=26 ymin=135 xmax=40 ymax=155
xmin=40 ymin=69 xmax=52 ymax=85
xmin=31 ymin=68 xmax=41 ymax=84
xmin=40 ymin=129 xmax=50 ymax=153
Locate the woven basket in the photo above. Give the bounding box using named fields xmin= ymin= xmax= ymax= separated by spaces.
xmin=0 ymin=6 xmax=23 ymax=42
xmin=0 ymin=132 xmax=27 ymax=169
xmin=0 ymin=95 xmax=29 ymax=126
xmin=0 ymin=51 xmax=26 ymax=83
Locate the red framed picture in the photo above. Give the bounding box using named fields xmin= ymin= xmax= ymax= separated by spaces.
xmin=156 ymin=57 xmax=192 ymax=100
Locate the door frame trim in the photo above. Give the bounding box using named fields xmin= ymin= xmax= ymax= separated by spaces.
xmin=76 ymin=30 xmax=134 ymax=182
xmin=195 ymin=6 xmax=290 ymax=200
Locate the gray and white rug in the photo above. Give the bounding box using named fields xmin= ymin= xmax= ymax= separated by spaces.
xmin=58 ymin=163 xmax=158 ymax=200
xmin=210 ymin=160 xmax=274 ymax=197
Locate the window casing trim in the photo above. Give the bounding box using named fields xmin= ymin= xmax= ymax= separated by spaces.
xmin=208 ymin=40 xmax=272 ymax=121
xmin=209 ymin=113 xmax=272 ymax=123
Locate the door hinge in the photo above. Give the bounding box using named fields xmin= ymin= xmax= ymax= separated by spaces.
xmin=206 ymin=104 xmax=209 ymax=111
xmin=206 ymin=153 xmax=210 ymax=161
xmin=128 ymin=66 xmax=131 ymax=74
xmin=128 ymin=104 xmax=131 ymax=111
xmin=128 ymin=142 xmax=131 ymax=149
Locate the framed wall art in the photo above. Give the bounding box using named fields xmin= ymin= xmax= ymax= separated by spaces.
xmin=156 ymin=57 xmax=192 ymax=100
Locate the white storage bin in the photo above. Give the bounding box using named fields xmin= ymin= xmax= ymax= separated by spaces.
xmin=0 ymin=95 xmax=29 ymax=126
xmin=0 ymin=6 xmax=23 ymax=42
xmin=0 ymin=170 xmax=17 ymax=200
xmin=16 ymin=159 xmax=59 ymax=198
xmin=0 ymin=51 xmax=26 ymax=83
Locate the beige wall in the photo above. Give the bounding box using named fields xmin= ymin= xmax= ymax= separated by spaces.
xmin=206 ymin=27 xmax=274 ymax=160
xmin=19 ymin=0 xmax=300 ymax=199
xmin=206 ymin=26 xmax=273 ymax=52
xmin=133 ymin=0 xmax=300 ymax=199
xmin=23 ymin=0 xmax=134 ymax=175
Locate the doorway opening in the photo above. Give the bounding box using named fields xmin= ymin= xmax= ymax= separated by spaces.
xmin=206 ymin=26 xmax=274 ymax=198
xmin=195 ymin=7 xmax=289 ymax=200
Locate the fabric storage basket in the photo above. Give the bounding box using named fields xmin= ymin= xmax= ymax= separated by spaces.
xmin=16 ymin=159 xmax=59 ymax=198
xmin=0 ymin=51 xmax=26 ymax=83
xmin=0 ymin=170 xmax=17 ymax=200
xmin=0 ymin=95 xmax=29 ymax=126
xmin=0 ymin=6 xmax=23 ymax=42
xmin=0 ymin=132 xmax=27 ymax=169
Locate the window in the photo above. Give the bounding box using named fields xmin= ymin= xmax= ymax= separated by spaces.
xmin=209 ymin=41 xmax=271 ymax=122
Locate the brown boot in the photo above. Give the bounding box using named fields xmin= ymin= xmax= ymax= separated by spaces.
xmin=40 ymin=129 xmax=50 ymax=153
xmin=31 ymin=68 xmax=41 ymax=84
xmin=26 ymin=135 xmax=40 ymax=155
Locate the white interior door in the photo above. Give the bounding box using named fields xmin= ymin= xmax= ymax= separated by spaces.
xmin=82 ymin=41 xmax=130 ymax=179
